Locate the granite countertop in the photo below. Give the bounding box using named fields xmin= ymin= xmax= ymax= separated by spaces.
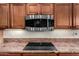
xmin=0 ymin=40 xmax=79 ymax=53
xmin=1 ymin=29 xmax=79 ymax=53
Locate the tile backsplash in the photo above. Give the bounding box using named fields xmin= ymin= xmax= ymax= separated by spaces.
xmin=3 ymin=29 xmax=79 ymax=38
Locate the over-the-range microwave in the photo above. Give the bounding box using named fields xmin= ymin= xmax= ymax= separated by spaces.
xmin=25 ymin=15 xmax=54 ymax=31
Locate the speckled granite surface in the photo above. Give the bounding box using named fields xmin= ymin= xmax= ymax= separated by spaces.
xmin=0 ymin=39 xmax=79 ymax=53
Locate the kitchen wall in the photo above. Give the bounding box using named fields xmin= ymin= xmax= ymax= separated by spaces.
xmin=0 ymin=3 xmax=79 ymax=29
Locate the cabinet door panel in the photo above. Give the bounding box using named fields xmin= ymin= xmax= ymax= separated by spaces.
xmin=59 ymin=53 xmax=79 ymax=56
xmin=10 ymin=4 xmax=25 ymax=28
xmin=55 ymin=4 xmax=72 ymax=29
xmin=0 ymin=4 xmax=9 ymax=29
xmin=26 ymin=4 xmax=40 ymax=14
xmin=73 ymin=4 xmax=79 ymax=28
xmin=41 ymin=4 xmax=53 ymax=14
xmin=0 ymin=53 xmax=21 ymax=56
xmin=23 ymin=53 xmax=57 ymax=56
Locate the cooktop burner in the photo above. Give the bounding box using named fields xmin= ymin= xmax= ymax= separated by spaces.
xmin=23 ymin=42 xmax=57 ymax=50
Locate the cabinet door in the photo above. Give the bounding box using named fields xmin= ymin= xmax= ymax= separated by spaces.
xmin=26 ymin=4 xmax=40 ymax=14
xmin=40 ymin=3 xmax=53 ymax=14
xmin=59 ymin=53 xmax=79 ymax=56
xmin=0 ymin=4 xmax=9 ymax=29
xmin=10 ymin=4 xmax=25 ymax=28
xmin=73 ymin=4 xmax=79 ymax=29
xmin=54 ymin=4 xmax=72 ymax=29
xmin=23 ymin=53 xmax=57 ymax=56
xmin=0 ymin=53 xmax=21 ymax=56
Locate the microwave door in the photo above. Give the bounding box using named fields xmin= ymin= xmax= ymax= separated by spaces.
xmin=47 ymin=19 xmax=49 ymax=28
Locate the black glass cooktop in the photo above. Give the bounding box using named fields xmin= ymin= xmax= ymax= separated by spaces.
xmin=23 ymin=42 xmax=57 ymax=50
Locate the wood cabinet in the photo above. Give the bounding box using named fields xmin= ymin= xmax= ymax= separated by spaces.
xmin=26 ymin=3 xmax=53 ymax=15
xmin=40 ymin=3 xmax=53 ymax=14
xmin=0 ymin=53 xmax=57 ymax=56
xmin=73 ymin=4 xmax=79 ymax=29
xmin=10 ymin=4 xmax=25 ymax=28
xmin=22 ymin=53 xmax=57 ymax=56
xmin=0 ymin=53 xmax=21 ymax=56
xmin=59 ymin=53 xmax=79 ymax=56
xmin=54 ymin=4 xmax=72 ymax=29
xmin=0 ymin=53 xmax=79 ymax=56
xmin=26 ymin=3 xmax=79 ymax=29
xmin=1 ymin=3 xmax=79 ymax=29
xmin=26 ymin=4 xmax=40 ymax=14
xmin=0 ymin=4 xmax=9 ymax=29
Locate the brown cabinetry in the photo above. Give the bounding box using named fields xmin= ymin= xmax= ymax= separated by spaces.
xmin=22 ymin=53 xmax=57 ymax=56
xmin=59 ymin=53 xmax=79 ymax=56
xmin=0 ymin=4 xmax=9 ymax=29
xmin=26 ymin=4 xmax=40 ymax=14
xmin=0 ymin=53 xmax=21 ymax=56
xmin=40 ymin=3 xmax=53 ymax=14
xmin=0 ymin=53 xmax=79 ymax=56
xmin=10 ymin=4 xmax=25 ymax=28
xmin=1 ymin=3 xmax=79 ymax=29
xmin=54 ymin=4 xmax=72 ymax=29
xmin=73 ymin=4 xmax=79 ymax=29
xmin=26 ymin=3 xmax=53 ymax=15
xmin=0 ymin=53 xmax=57 ymax=56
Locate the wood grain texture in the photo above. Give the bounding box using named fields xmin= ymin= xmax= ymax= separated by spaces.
xmin=0 ymin=4 xmax=9 ymax=29
xmin=73 ymin=4 xmax=79 ymax=29
xmin=0 ymin=53 xmax=21 ymax=56
xmin=59 ymin=53 xmax=79 ymax=56
xmin=40 ymin=3 xmax=53 ymax=14
xmin=22 ymin=53 xmax=57 ymax=56
xmin=26 ymin=3 xmax=54 ymax=15
xmin=54 ymin=4 xmax=72 ymax=29
xmin=26 ymin=3 xmax=40 ymax=15
xmin=0 ymin=3 xmax=79 ymax=29
xmin=10 ymin=3 xmax=25 ymax=28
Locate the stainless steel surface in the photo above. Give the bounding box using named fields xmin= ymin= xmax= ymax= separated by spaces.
xmin=25 ymin=27 xmax=53 ymax=31
xmin=25 ymin=15 xmax=53 ymax=20
xmin=25 ymin=15 xmax=54 ymax=31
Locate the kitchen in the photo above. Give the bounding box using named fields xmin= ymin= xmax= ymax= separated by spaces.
xmin=0 ymin=3 xmax=79 ymax=56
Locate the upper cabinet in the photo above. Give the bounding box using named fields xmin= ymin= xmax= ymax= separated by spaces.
xmin=26 ymin=4 xmax=40 ymax=14
xmin=0 ymin=4 xmax=9 ymax=29
xmin=26 ymin=3 xmax=54 ymax=15
xmin=1 ymin=3 xmax=79 ymax=29
xmin=40 ymin=4 xmax=53 ymax=14
xmin=54 ymin=4 xmax=72 ymax=29
xmin=73 ymin=4 xmax=79 ymax=29
xmin=10 ymin=4 xmax=25 ymax=28
xmin=10 ymin=3 xmax=54 ymax=29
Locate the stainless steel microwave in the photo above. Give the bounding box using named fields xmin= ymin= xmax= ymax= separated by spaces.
xmin=25 ymin=15 xmax=54 ymax=31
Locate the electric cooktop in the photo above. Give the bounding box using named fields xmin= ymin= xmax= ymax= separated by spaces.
xmin=23 ymin=42 xmax=57 ymax=50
